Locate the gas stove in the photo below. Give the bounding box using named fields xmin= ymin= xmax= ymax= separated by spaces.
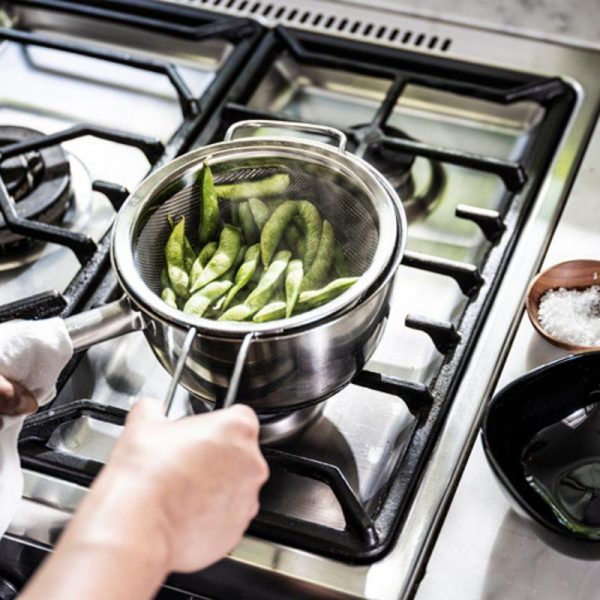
xmin=0 ymin=1 xmax=599 ymax=599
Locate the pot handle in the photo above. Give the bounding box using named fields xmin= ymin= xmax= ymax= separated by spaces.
xmin=64 ymin=297 xmax=145 ymax=352
xmin=224 ymin=120 xmax=347 ymax=153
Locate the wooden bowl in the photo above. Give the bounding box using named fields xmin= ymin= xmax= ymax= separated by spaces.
xmin=525 ymin=259 xmax=600 ymax=352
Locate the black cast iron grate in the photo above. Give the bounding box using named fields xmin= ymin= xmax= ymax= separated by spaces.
xmin=4 ymin=14 xmax=576 ymax=565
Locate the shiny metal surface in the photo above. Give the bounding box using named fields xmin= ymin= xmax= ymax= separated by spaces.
xmin=65 ymin=297 xmax=145 ymax=352
xmin=4 ymin=4 xmax=600 ymax=600
xmin=225 ymin=119 xmax=349 ymax=152
xmin=146 ymin=262 xmax=398 ymax=412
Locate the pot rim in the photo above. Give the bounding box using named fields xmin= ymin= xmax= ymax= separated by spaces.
xmin=111 ymin=135 xmax=407 ymax=337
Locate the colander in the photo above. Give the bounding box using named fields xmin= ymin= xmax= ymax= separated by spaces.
xmin=62 ymin=121 xmax=407 ymax=414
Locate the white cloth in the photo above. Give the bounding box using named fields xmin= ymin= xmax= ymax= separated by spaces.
xmin=0 ymin=318 xmax=73 ymax=536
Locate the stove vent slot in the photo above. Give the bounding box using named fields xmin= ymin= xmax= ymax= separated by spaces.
xmin=183 ymin=0 xmax=453 ymax=52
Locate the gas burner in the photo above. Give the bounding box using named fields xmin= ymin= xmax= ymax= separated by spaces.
xmin=350 ymin=124 xmax=445 ymax=221
xmin=190 ymin=395 xmax=324 ymax=444
xmin=0 ymin=153 xmax=92 ymax=272
xmin=0 ymin=126 xmax=72 ymax=249
xmin=259 ymin=404 xmax=323 ymax=444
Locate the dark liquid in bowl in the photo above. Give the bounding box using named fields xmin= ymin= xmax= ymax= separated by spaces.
xmin=522 ymin=397 xmax=600 ymax=538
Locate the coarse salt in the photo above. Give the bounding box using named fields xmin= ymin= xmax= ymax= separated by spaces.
xmin=538 ymin=286 xmax=600 ymax=347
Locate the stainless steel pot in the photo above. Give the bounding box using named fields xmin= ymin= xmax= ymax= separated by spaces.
xmin=63 ymin=121 xmax=407 ymax=414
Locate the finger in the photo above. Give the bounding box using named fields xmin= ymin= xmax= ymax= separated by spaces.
xmin=226 ymin=404 xmax=260 ymax=438
xmin=126 ymin=397 xmax=165 ymax=426
xmin=0 ymin=378 xmax=38 ymax=416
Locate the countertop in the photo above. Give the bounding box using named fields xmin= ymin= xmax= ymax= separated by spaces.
xmin=345 ymin=0 xmax=599 ymax=49
xmin=416 ymin=114 xmax=600 ymax=596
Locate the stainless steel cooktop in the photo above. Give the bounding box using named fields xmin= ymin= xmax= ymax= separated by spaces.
xmin=1 ymin=1 xmax=599 ymax=599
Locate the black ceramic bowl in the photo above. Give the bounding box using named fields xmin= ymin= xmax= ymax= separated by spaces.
xmin=481 ymin=351 xmax=600 ymax=560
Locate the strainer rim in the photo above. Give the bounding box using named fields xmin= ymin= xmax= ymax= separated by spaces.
xmin=111 ymin=136 xmax=404 ymax=335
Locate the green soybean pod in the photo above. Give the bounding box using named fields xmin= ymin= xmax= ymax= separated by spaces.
xmin=297 ymin=277 xmax=359 ymax=311
xmin=198 ymin=164 xmax=219 ymax=245
xmin=283 ymin=223 xmax=302 ymax=254
xmin=183 ymin=235 xmax=195 ymax=273
xmin=238 ymin=201 xmax=259 ymax=244
xmin=248 ymin=197 xmax=271 ymax=230
xmin=189 ymin=241 xmax=218 ymax=291
xmin=222 ymin=244 xmax=260 ymax=310
xmin=230 ymin=203 xmax=240 ymax=227
xmin=300 ymin=220 xmax=335 ymax=291
xmin=161 ymin=286 xmax=178 ymax=309
xmin=217 ymin=303 xmax=254 ymax=322
xmin=333 ymin=244 xmax=350 ymax=278
xmin=260 ymin=201 xmax=298 ymax=267
xmin=214 ymin=173 xmax=290 ymax=201
xmin=219 ymin=250 xmax=291 ymax=321
xmin=167 ymin=214 xmax=195 ymax=272
xmin=297 ymin=201 xmax=322 ymax=269
xmin=246 ymin=250 xmax=291 ymax=311
xmin=165 ymin=217 xmax=190 ymax=299
xmin=253 ymin=301 xmax=286 ymax=323
xmin=221 ymin=244 xmax=247 ymax=282
xmin=191 ymin=225 xmax=242 ymax=292
xmin=285 ymin=259 xmax=303 ymax=318
xmin=183 ymin=280 xmax=233 ymax=317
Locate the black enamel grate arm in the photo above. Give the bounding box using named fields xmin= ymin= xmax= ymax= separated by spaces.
xmin=0 ymin=27 xmax=200 ymax=118
xmin=263 ymin=448 xmax=379 ymax=546
xmin=402 ymin=250 xmax=484 ymax=297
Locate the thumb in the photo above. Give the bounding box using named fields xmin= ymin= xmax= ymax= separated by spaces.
xmin=126 ymin=397 xmax=165 ymax=426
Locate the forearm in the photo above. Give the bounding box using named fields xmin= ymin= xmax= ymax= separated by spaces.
xmin=20 ymin=466 xmax=171 ymax=600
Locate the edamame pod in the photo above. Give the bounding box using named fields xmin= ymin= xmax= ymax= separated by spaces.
xmin=285 ymin=259 xmax=303 ymax=318
xmin=221 ymin=244 xmax=247 ymax=282
xmin=333 ymin=244 xmax=350 ymax=278
xmin=189 ymin=241 xmax=218 ymax=291
xmin=222 ymin=244 xmax=260 ymax=310
xmin=238 ymin=201 xmax=259 ymax=244
xmin=191 ymin=224 xmax=242 ymax=292
xmin=183 ymin=236 xmax=195 ymax=273
xmin=253 ymin=301 xmax=286 ymax=323
xmin=198 ymin=164 xmax=219 ymax=245
xmin=219 ymin=250 xmax=291 ymax=321
xmin=214 ymin=173 xmax=290 ymax=201
xmin=165 ymin=217 xmax=190 ymax=299
xmin=297 ymin=277 xmax=358 ymax=311
xmin=300 ymin=220 xmax=334 ymax=291
xmin=167 ymin=214 xmax=195 ymax=272
xmin=283 ymin=222 xmax=305 ymax=258
xmin=161 ymin=287 xmax=178 ymax=309
xmin=260 ymin=201 xmax=297 ymax=267
xmin=297 ymin=201 xmax=322 ymax=269
xmin=183 ymin=280 xmax=233 ymax=317
xmin=248 ymin=197 xmax=271 ymax=230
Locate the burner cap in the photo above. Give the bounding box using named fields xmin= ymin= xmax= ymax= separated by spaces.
xmin=351 ymin=124 xmax=445 ymax=221
xmin=0 ymin=126 xmax=72 ymax=248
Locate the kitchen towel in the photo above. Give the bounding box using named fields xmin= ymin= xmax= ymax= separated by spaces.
xmin=0 ymin=318 xmax=73 ymax=537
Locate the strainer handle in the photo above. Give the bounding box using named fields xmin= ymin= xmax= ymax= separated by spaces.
xmin=65 ymin=297 xmax=145 ymax=352
xmin=224 ymin=120 xmax=347 ymax=152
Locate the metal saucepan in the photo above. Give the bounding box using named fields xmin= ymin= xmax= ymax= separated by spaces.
xmin=62 ymin=120 xmax=407 ymax=414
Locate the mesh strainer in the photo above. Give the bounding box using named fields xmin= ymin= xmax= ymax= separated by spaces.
xmin=61 ymin=121 xmax=406 ymax=412
xmin=115 ymin=121 xmax=399 ymax=335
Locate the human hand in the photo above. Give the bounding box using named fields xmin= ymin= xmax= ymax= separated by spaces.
xmin=0 ymin=374 xmax=37 ymax=418
xmin=60 ymin=398 xmax=269 ymax=577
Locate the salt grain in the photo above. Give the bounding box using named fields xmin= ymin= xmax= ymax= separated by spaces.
xmin=538 ymin=286 xmax=600 ymax=347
